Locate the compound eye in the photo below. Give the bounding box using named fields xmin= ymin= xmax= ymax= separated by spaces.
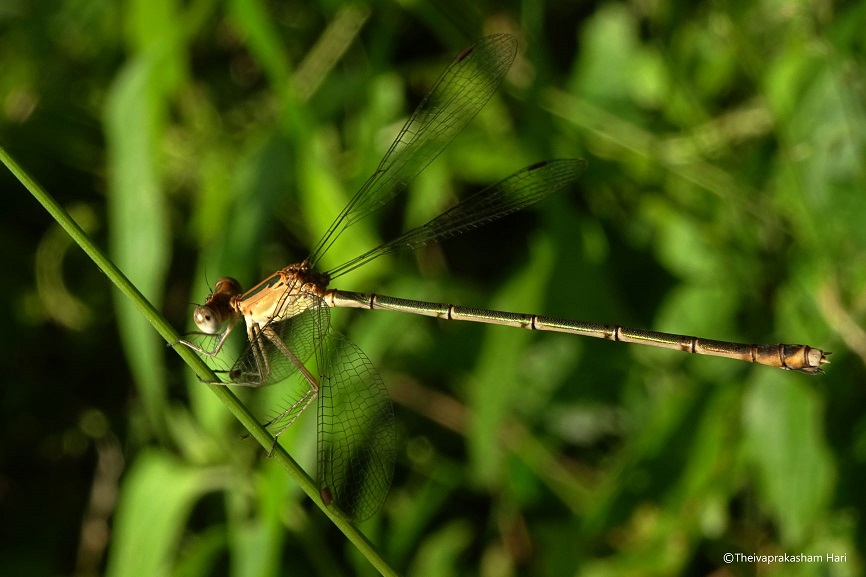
xmin=194 ymin=305 xmax=222 ymax=334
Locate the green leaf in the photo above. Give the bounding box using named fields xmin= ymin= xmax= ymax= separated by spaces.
xmin=743 ymin=375 xmax=835 ymax=545
xmin=105 ymin=451 xmax=218 ymax=577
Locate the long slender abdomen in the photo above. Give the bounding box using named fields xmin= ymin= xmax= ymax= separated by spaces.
xmin=323 ymin=289 xmax=828 ymax=374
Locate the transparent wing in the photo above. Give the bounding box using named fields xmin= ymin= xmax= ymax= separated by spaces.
xmin=307 ymin=33 xmax=518 ymax=266
xmin=317 ymin=332 xmax=396 ymax=522
xmin=326 ymin=158 xmax=587 ymax=278
xmin=224 ymin=292 xmax=395 ymax=520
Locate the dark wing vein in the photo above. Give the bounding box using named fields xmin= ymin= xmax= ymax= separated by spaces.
xmin=326 ymin=158 xmax=587 ymax=278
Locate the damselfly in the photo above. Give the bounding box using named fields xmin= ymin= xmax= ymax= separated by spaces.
xmin=177 ymin=34 xmax=828 ymax=522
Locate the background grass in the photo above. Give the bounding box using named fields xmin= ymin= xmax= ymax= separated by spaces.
xmin=2 ymin=1 xmax=865 ymax=576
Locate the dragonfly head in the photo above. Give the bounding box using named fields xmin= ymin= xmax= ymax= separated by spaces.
xmin=195 ymin=277 xmax=243 ymax=334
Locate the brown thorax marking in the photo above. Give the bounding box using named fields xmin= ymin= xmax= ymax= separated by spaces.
xmin=231 ymin=262 xmax=330 ymax=326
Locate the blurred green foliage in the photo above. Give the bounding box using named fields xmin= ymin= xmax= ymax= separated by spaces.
xmin=2 ymin=1 xmax=865 ymax=576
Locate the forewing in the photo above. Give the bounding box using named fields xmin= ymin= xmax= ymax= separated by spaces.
xmin=308 ymin=33 xmax=518 ymax=266
xmin=327 ymin=158 xmax=587 ymax=278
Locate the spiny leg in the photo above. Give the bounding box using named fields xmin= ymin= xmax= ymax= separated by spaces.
xmin=173 ymin=319 xmax=239 ymax=357
xmin=259 ymin=324 xmax=321 ymax=455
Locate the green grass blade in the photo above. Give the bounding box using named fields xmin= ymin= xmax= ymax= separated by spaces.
xmin=1 ymin=144 xmax=399 ymax=577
